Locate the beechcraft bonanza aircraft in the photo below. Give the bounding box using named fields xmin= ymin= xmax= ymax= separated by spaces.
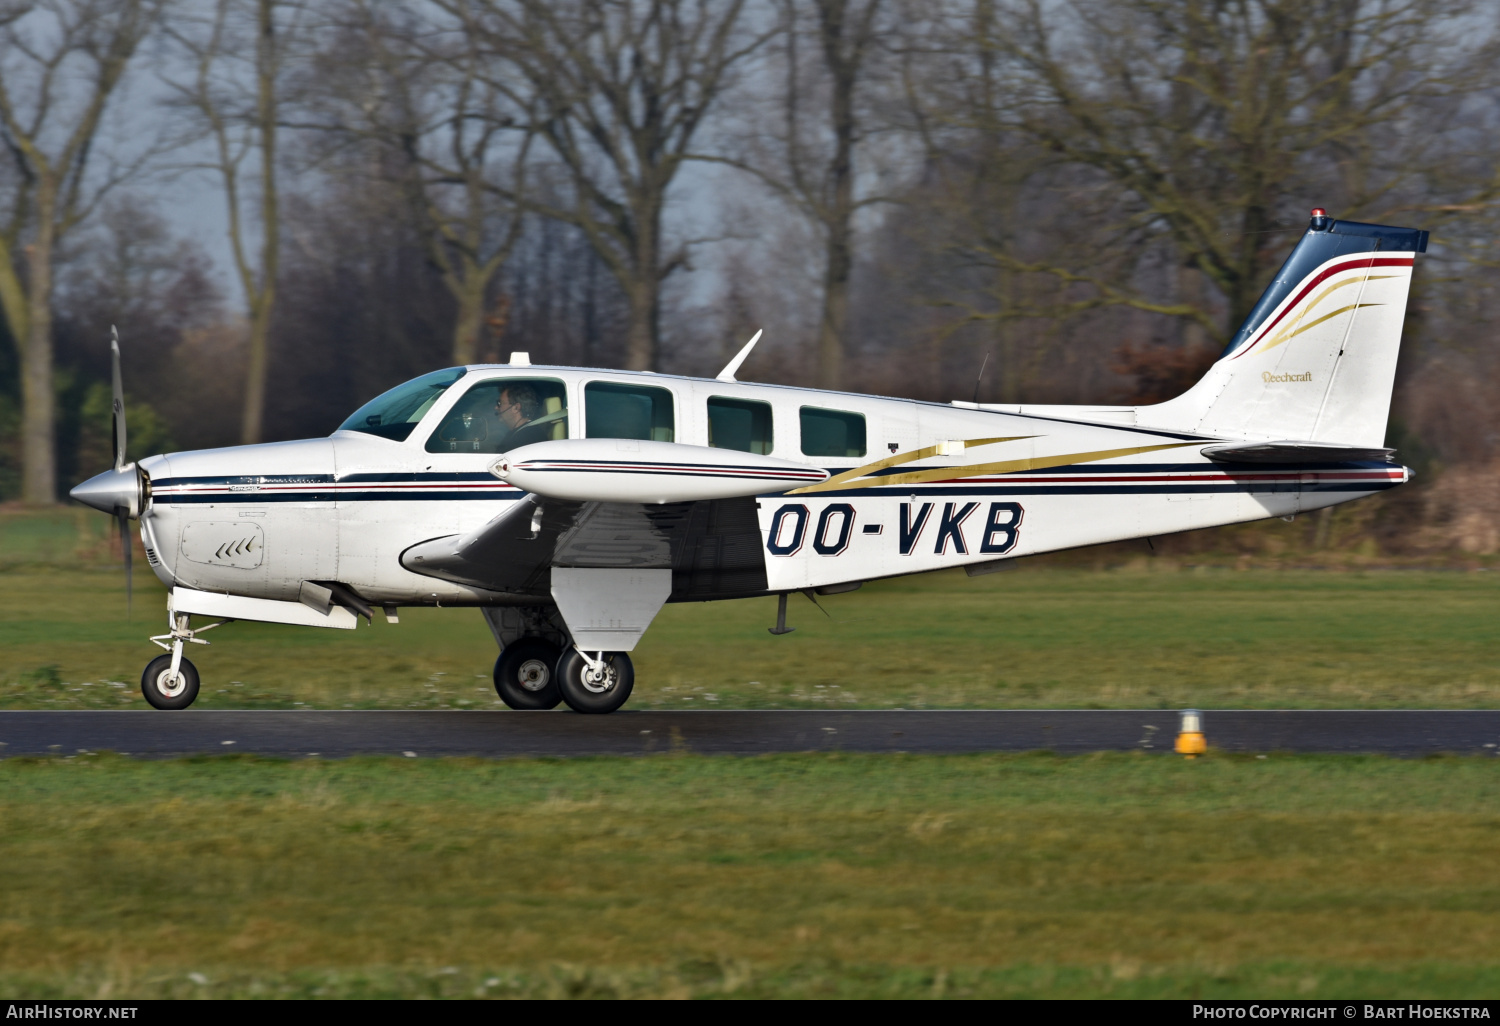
xmin=72 ymin=208 xmax=1424 ymax=712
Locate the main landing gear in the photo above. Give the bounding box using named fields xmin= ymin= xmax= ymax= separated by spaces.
xmin=493 ymin=638 xmax=634 ymax=714
xmin=494 ymin=638 xmax=563 ymax=710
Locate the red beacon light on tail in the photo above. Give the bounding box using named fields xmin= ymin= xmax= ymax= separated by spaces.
xmin=1309 ymin=207 xmax=1330 ymax=230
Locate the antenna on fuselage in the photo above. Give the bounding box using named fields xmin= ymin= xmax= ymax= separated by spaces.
xmin=715 ymin=329 xmax=763 ymax=382
xmin=972 ymin=351 xmax=991 ymax=404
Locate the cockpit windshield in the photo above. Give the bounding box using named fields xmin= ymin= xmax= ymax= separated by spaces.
xmin=337 ymin=368 xmax=466 ymax=442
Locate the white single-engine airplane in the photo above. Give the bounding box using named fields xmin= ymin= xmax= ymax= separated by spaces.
xmin=72 ymin=209 xmax=1424 ymax=713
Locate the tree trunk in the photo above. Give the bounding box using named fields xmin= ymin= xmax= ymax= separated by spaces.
xmin=240 ymin=293 xmax=273 ymax=445
xmin=239 ymin=0 xmax=280 ymax=446
xmin=0 ymin=243 xmax=29 ymax=352
xmin=815 ymin=0 xmax=861 ymax=392
xmin=20 ymin=190 xmax=58 ymax=504
xmin=816 ymin=221 xmax=850 ymax=390
xmin=449 ymin=260 xmax=487 ymax=366
xmin=624 ymin=279 xmax=659 ymax=372
xmin=1180 ymin=265 xmax=1207 ymax=352
xmin=624 ymin=205 xmax=662 ymax=372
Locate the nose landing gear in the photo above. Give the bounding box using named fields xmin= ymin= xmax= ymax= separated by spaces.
xmin=141 ymin=653 xmax=200 ymax=709
xmin=142 ymin=613 xmax=226 ymax=710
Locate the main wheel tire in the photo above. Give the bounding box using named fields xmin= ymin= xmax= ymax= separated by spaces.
xmin=555 ymin=649 xmax=634 ymax=714
xmin=141 ymin=654 xmax=200 ymax=710
xmin=494 ymin=638 xmax=563 ymax=710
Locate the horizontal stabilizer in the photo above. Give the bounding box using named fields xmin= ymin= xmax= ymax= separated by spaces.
xmin=1201 ymin=440 xmax=1395 ymax=464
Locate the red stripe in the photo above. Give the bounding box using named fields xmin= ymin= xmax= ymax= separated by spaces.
xmin=520 ymin=461 xmax=821 ymax=478
xmin=913 ymin=472 xmax=1402 ymax=486
xmin=1231 ymin=255 xmax=1413 ymax=360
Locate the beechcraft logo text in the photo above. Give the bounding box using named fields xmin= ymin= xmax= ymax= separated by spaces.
xmin=1263 ymin=371 xmax=1313 ymax=383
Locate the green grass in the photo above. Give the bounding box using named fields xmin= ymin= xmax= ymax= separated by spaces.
xmin=1 ymin=562 xmax=1497 ymax=710
xmin=5 ymin=511 xmax=1500 ymax=999
xmin=2 ymin=752 xmax=1499 ymax=998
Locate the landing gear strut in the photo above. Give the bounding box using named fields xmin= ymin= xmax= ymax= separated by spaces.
xmin=142 ymin=612 xmax=225 ymax=710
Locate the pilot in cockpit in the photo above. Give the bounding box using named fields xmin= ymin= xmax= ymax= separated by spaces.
xmin=495 ymin=382 xmax=556 ymax=451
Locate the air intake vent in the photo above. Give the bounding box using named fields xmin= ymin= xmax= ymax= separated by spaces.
xmin=181 ymin=522 xmax=265 ymax=569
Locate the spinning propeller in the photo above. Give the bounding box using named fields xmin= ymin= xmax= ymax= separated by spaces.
xmin=69 ymin=326 xmax=149 ymax=613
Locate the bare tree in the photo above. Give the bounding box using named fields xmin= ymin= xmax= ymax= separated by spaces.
xmin=0 ymin=0 xmax=158 ymax=503
xmin=312 ymin=0 xmax=536 ymax=365
xmin=921 ymin=0 xmax=1495 ymax=342
xmin=760 ymin=0 xmax=889 ymax=389
xmin=451 ymin=0 xmax=770 ymax=371
xmin=163 ymin=0 xmax=304 ymax=445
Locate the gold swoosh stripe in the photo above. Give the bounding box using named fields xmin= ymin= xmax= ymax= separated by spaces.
xmin=1257 ymin=274 xmax=1395 ymax=355
xmin=1259 ymin=301 xmax=1386 ymax=355
xmin=788 ymin=441 xmax=1198 ymax=495
xmin=807 ymin=436 xmax=1036 ymax=494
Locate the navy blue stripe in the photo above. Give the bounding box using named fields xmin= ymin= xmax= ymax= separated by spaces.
xmin=155 ymin=472 xmax=496 ymax=487
xmin=335 ymin=491 xmax=522 ymax=502
xmin=787 ymin=481 xmax=1401 ymax=498
xmin=157 ymin=482 xmax=1399 ymax=504
xmin=339 ymin=472 xmax=498 ymax=483
xmin=155 ymin=460 xmax=1400 ymax=490
xmin=852 ymin=459 xmax=1399 ymax=478
xmin=154 ymin=474 xmax=336 ymax=486
xmin=162 ymin=491 xmax=522 ymax=504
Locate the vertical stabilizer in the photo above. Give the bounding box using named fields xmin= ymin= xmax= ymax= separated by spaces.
xmin=1139 ymin=212 xmax=1427 ymax=446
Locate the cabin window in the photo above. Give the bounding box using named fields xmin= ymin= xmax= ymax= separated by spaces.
xmin=423 ymin=377 xmax=568 ymax=454
xmin=707 ymin=396 xmax=773 ymax=454
xmin=339 ymin=367 xmax=466 ymax=442
xmin=585 ymin=381 xmax=675 ymax=442
xmin=800 ymin=406 xmax=866 ymax=457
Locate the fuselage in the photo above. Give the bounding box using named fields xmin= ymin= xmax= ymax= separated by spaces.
xmin=134 ymin=363 xmax=1408 ymax=607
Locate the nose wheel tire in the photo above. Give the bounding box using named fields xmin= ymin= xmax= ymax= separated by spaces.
xmin=556 ymin=650 xmax=634 ymax=714
xmin=141 ymin=654 xmax=200 ymax=710
xmin=494 ymin=638 xmax=563 ymax=710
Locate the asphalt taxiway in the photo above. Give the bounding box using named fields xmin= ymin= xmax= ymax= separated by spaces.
xmin=1 ymin=709 xmax=1498 ymax=758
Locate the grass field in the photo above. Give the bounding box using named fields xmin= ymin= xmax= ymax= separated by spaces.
xmin=2 ymin=561 xmax=1497 ymax=711
xmin=5 ymin=510 xmax=1499 ymax=1000
xmin=2 ymin=752 xmax=1498 ymax=999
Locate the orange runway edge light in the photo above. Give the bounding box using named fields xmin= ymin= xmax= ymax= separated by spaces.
xmin=1175 ymin=709 xmax=1206 ymax=758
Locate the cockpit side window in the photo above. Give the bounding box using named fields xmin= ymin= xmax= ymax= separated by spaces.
xmin=424 ymin=377 xmax=569 ymax=454
xmin=338 ymin=368 xmax=466 ymax=442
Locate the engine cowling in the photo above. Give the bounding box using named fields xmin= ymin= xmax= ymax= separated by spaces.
xmin=490 ymin=439 xmax=829 ymax=503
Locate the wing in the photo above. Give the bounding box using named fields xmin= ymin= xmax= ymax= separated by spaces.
xmin=400 ymin=495 xmax=768 ymax=601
